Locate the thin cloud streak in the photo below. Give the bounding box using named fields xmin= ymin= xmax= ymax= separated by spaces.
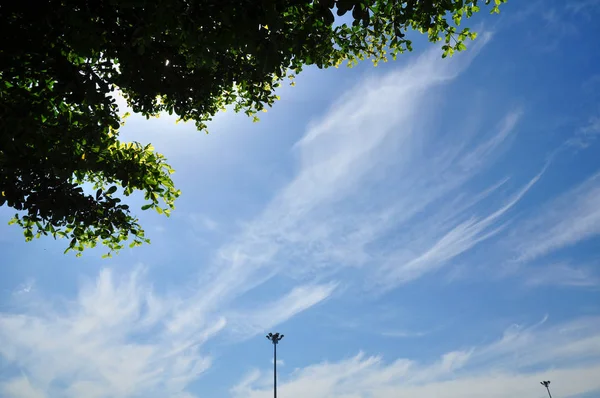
xmin=381 ymin=330 xmax=429 ymax=338
xmin=226 ymin=282 xmax=338 ymax=338
xmin=377 ymin=169 xmax=543 ymax=288
xmin=525 ymin=263 xmax=600 ymax=287
xmin=514 ymin=171 xmax=600 ymax=262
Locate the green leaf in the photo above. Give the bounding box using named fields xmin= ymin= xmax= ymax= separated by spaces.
xmin=1 ymin=0 xmax=500 ymax=257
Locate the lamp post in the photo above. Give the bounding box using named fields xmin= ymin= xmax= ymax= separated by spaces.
xmin=541 ymin=381 xmax=553 ymax=398
xmin=266 ymin=333 xmax=284 ymax=398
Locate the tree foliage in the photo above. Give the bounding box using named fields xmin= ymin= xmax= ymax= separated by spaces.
xmin=0 ymin=0 xmax=506 ymax=256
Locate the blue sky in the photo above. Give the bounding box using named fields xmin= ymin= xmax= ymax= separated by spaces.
xmin=2 ymin=1 xmax=600 ymax=397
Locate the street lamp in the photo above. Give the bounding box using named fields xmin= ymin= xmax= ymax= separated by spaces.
xmin=266 ymin=332 xmax=284 ymax=398
xmin=541 ymin=381 xmax=553 ymax=398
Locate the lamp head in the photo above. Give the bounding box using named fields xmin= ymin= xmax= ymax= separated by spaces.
xmin=266 ymin=332 xmax=284 ymax=343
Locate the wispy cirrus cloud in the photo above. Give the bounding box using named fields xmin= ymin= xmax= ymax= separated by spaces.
xmin=233 ymin=317 xmax=600 ymax=398
xmin=207 ymin=32 xmax=541 ymax=295
xmin=524 ymin=263 xmax=600 ymax=288
xmin=583 ymin=115 xmax=600 ymax=136
xmin=513 ymin=172 xmax=600 ymax=263
xmin=567 ymin=113 xmax=600 ymax=149
xmin=226 ymin=282 xmax=338 ymax=339
xmin=510 ymin=0 xmax=597 ymax=52
xmin=566 ymin=0 xmax=600 ymax=14
xmin=374 ymin=169 xmax=542 ymax=288
xmin=380 ymin=330 xmax=429 ymax=338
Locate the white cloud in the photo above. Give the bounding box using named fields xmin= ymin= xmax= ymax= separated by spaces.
xmin=567 ymin=113 xmax=600 ymax=149
xmin=583 ymin=115 xmax=600 ymax=135
xmin=380 ymin=330 xmax=428 ymax=338
xmin=187 ymin=213 xmax=219 ymax=232
xmin=470 ymin=316 xmax=600 ymax=369
xmin=1 ymin=376 xmax=46 ymax=398
xmin=566 ymin=0 xmax=600 ymax=14
xmin=233 ymin=317 xmax=600 ymax=398
xmin=14 ymin=278 xmax=35 ymax=295
xmin=0 ymin=265 xmax=331 ymax=398
xmin=207 ymin=32 xmax=537 ymax=295
xmin=226 ymin=282 xmax=337 ymax=338
xmin=514 ymin=171 xmax=600 ymax=262
xmin=0 ymin=267 xmax=213 ymax=398
xmin=231 ymin=369 xmax=263 ymax=397
xmin=525 ymin=263 xmax=600 ymax=287
xmin=375 ymin=170 xmax=542 ymax=288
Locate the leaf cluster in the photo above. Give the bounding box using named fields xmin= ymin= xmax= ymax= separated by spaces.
xmin=0 ymin=0 xmax=505 ymax=255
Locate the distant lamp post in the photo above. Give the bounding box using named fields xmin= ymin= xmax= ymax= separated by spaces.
xmin=266 ymin=333 xmax=284 ymax=398
xmin=541 ymin=381 xmax=553 ymax=398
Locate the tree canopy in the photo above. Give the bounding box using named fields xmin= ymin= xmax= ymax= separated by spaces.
xmin=0 ymin=0 xmax=506 ymax=256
